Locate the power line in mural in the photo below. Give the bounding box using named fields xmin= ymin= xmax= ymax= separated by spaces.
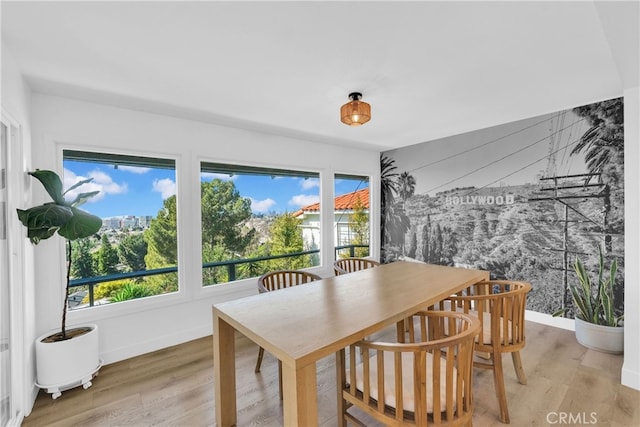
xmin=423 ymin=126 xmax=586 ymax=195
xmin=407 ymin=117 xmax=586 ymax=174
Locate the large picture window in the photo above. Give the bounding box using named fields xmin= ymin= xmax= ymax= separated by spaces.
xmin=200 ymin=162 xmax=320 ymax=286
xmin=63 ymin=150 xmax=178 ymax=309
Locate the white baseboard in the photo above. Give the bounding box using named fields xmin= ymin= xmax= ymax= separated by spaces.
xmin=622 ymin=364 xmax=640 ymax=391
xmin=525 ymin=310 xmax=575 ymax=330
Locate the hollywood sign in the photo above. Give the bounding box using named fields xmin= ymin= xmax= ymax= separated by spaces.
xmin=445 ymin=194 xmax=515 ymax=205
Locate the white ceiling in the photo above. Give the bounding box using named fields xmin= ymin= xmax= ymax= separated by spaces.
xmin=2 ymin=1 xmax=638 ymax=152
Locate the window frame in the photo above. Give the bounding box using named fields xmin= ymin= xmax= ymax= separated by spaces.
xmin=333 ymin=173 xmax=372 ymax=259
xmin=197 ymin=157 xmax=325 ymax=293
xmin=60 ymin=145 xmax=188 ymax=324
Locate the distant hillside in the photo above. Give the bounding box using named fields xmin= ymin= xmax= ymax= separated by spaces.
xmin=398 ymin=184 xmax=623 ymax=314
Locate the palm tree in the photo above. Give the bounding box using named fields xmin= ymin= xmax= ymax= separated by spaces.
xmin=398 ymin=171 xmax=416 ymax=203
xmin=380 ymin=154 xmax=399 ymax=207
xmin=571 ymin=98 xmax=625 ymax=245
xmin=571 ymin=98 xmax=623 ymax=183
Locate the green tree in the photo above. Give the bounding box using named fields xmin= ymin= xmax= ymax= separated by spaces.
xmin=71 ymin=237 xmax=96 ymax=278
xmin=97 ymin=233 xmax=119 ymax=275
xmin=267 ymin=212 xmax=309 ymax=270
xmin=145 ymin=196 xmax=178 ymax=266
xmin=200 ymin=179 xmax=255 ymax=284
xmin=144 ymin=195 xmax=179 ymax=293
xmin=118 ymin=233 xmax=148 ymax=272
xmin=201 ymin=179 xmax=254 ymax=255
xmin=351 ymin=198 xmax=369 ymax=257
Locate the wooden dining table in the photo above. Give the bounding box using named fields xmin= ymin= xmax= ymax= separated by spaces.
xmin=212 ymin=261 xmax=489 ymax=426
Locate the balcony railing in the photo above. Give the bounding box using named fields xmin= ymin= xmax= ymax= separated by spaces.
xmin=69 ymin=244 xmax=369 ymax=308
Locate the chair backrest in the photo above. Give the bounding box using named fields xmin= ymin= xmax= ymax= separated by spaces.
xmin=257 ymin=270 xmax=322 ymax=293
xmin=338 ymin=310 xmax=481 ymax=426
xmin=447 ymin=280 xmax=532 ymax=353
xmin=333 ymin=257 xmax=380 ymax=275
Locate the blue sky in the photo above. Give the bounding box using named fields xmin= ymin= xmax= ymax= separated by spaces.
xmin=63 ymin=160 xmax=368 ymax=219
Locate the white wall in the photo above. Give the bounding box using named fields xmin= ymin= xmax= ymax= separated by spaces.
xmin=1 ymin=41 xmax=36 ymax=418
xmin=29 ymin=93 xmax=381 ymax=365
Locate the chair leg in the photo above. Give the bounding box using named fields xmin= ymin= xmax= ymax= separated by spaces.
xmin=511 ymin=351 xmax=527 ymax=385
xmin=492 ymin=352 xmax=510 ymax=423
xmin=255 ymin=346 xmax=264 ymax=373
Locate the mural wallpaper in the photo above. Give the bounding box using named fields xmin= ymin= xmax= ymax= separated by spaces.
xmin=381 ymin=97 xmax=624 ymax=316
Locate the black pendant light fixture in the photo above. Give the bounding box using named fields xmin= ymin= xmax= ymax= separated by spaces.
xmin=340 ymin=92 xmax=371 ymax=126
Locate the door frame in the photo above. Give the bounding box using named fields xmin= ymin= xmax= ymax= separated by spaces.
xmin=1 ymin=110 xmax=26 ymax=426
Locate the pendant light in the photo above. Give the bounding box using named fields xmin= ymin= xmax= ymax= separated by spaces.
xmin=340 ymin=92 xmax=371 ymax=126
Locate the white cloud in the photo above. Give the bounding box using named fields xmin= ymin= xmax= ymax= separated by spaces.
xmin=289 ymin=194 xmax=319 ymax=208
xmin=63 ymin=168 xmax=127 ymax=204
xmin=152 ymin=178 xmax=176 ymax=199
xmin=251 ymin=197 xmax=276 ymax=213
xmin=300 ymin=178 xmax=319 ymax=190
xmin=201 ymin=172 xmax=236 ymax=181
xmin=118 ymin=165 xmax=151 ymax=174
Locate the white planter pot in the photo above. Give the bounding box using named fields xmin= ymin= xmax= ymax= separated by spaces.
xmin=35 ymin=324 xmax=101 ymax=396
xmin=575 ymin=317 xmax=624 ymax=354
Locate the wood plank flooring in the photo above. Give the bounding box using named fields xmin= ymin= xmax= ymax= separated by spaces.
xmin=22 ymin=321 xmax=639 ymax=426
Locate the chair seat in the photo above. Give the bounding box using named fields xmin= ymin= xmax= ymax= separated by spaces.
xmin=349 ymin=352 xmax=457 ymax=414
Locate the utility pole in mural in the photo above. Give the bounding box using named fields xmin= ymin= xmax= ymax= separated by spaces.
xmin=380 ymin=97 xmax=624 ymax=317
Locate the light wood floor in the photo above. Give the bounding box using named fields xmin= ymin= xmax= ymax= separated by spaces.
xmin=22 ymin=321 xmax=639 ymax=426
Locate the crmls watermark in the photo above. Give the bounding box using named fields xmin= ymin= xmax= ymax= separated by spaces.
xmin=445 ymin=194 xmax=515 ymax=205
xmin=546 ymin=412 xmax=598 ymax=424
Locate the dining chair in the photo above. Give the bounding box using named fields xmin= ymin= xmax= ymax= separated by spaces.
xmin=333 ymin=257 xmax=380 ymax=275
xmin=336 ymin=310 xmax=481 ymax=426
xmin=445 ymin=280 xmax=532 ymax=424
xmin=254 ymin=269 xmax=322 ymax=398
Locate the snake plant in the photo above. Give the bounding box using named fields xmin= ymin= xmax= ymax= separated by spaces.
xmin=555 ymin=245 xmax=623 ymax=327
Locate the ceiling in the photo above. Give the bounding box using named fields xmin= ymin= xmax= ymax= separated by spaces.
xmin=2 ymin=1 xmax=638 ymax=152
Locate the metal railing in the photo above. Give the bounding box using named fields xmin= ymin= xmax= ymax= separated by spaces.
xmin=69 ymin=244 xmax=369 ymax=307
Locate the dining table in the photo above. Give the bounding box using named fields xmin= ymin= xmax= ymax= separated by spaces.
xmin=212 ymin=261 xmax=489 ymax=426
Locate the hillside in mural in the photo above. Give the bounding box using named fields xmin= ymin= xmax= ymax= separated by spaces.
xmin=381 ymin=97 xmax=624 ymax=316
xmin=399 ymin=183 xmax=623 ymax=314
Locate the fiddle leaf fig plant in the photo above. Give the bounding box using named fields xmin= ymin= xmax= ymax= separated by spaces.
xmin=17 ymin=169 xmax=102 ymax=340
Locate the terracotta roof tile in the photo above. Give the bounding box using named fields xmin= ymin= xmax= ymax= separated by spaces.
xmin=293 ymin=188 xmax=369 ymax=217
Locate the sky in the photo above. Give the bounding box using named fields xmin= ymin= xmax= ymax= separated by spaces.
xmin=62 ymin=160 xmax=368 ymax=219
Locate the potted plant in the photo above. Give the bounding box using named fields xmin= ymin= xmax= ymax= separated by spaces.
xmin=554 ymin=245 xmax=624 ymax=354
xmin=17 ymin=169 xmax=103 ymax=398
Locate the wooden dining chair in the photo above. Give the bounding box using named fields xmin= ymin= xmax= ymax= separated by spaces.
xmin=254 ymin=270 xmax=322 ymax=398
xmin=336 ymin=310 xmax=481 ymax=427
xmin=333 ymin=257 xmax=380 ymax=275
xmin=445 ymin=280 xmax=532 ymax=424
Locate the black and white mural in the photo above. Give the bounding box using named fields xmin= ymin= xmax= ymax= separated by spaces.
xmin=381 ymin=97 xmax=624 ymax=315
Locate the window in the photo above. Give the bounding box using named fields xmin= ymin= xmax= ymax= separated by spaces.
xmin=200 ymin=162 xmax=320 ymax=286
xmin=63 ymin=150 xmax=178 ymax=309
xmin=334 ymin=174 xmax=370 ymax=259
